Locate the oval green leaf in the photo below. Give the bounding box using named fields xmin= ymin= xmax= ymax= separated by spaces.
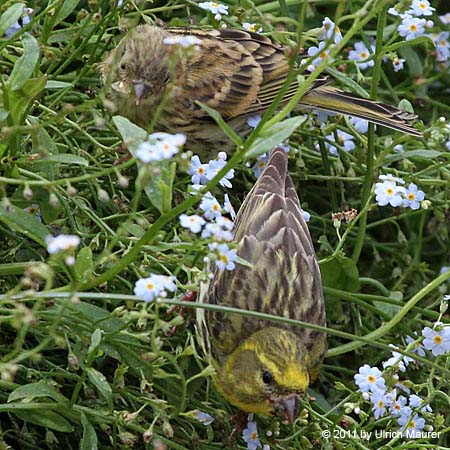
xmin=8 ymin=34 xmax=40 ymax=91
xmin=247 ymin=115 xmax=306 ymax=158
xmin=0 ymin=3 xmax=25 ymax=36
xmin=86 ymin=368 xmax=113 ymax=410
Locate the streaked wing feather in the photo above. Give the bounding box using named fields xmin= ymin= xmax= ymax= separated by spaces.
xmin=166 ymin=28 xmax=420 ymax=136
xmin=214 ymin=29 xmax=290 ymax=83
xmin=167 ymin=27 xmax=307 ymax=118
xmin=298 ymin=85 xmax=421 ymax=136
xmin=241 ymin=75 xmax=331 ymax=116
xmin=167 ymin=28 xmax=263 ymax=118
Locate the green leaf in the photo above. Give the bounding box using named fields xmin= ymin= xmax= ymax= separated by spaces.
xmin=0 ymin=108 xmax=9 ymax=122
xmin=7 ymin=34 xmax=40 ymax=91
xmin=309 ymin=387 xmax=335 ymax=416
xmin=127 ymin=223 xmax=146 ymax=238
xmin=0 ymin=203 xmax=49 ymax=246
xmin=235 ymin=255 xmax=253 ymax=268
xmin=14 ymin=409 xmax=73 ymax=433
xmin=80 ymin=412 xmax=98 ymax=450
xmin=70 ymin=302 xmax=121 ymax=332
xmin=66 ymin=302 xmax=153 ymax=378
xmin=144 ymin=161 xmax=176 ymax=214
xmin=374 ymin=300 xmax=401 ymax=317
xmin=113 ymin=342 xmax=152 ymax=378
xmin=320 ymin=255 xmax=360 ymax=292
xmin=8 ymin=381 xmax=69 ymax=403
xmin=7 ymin=76 xmax=47 ymax=125
xmin=40 ymin=154 xmax=90 ymax=167
xmin=0 ymin=3 xmax=25 ymax=36
xmin=381 ymin=23 xmax=398 ymax=42
xmin=33 ymin=190 xmax=61 ymax=224
xmin=247 ymin=115 xmax=306 ymax=158
xmin=113 ymin=116 xmax=176 ymax=214
xmin=86 ymin=368 xmax=113 ymax=410
xmin=196 ymin=102 xmax=242 ymax=146
xmin=45 ymin=80 xmax=74 ymax=89
xmin=0 ymin=262 xmax=30 ymax=276
xmin=397 ymin=99 xmax=415 ymax=114
xmin=74 ymin=247 xmax=93 ymax=281
xmin=326 ymin=67 xmax=370 ymax=98
xmin=31 ymin=124 xmax=59 ymax=156
xmin=87 ymin=328 xmax=103 ymax=362
xmin=55 ymin=0 xmax=81 ymax=25
xmin=398 ymin=46 xmax=423 ymax=78
xmin=112 ymin=115 xmax=147 ymax=152
xmin=48 ymin=29 xmax=78 ymax=44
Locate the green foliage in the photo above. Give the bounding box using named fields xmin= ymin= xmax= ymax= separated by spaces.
xmin=0 ymin=0 xmax=449 ymax=449
xmin=0 ymin=3 xmax=25 ymax=36
xmin=113 ymin=116 xmax=176 ymax=214
xmin=247 ymin=115 xmax=307 ymax=157
xmin=320 ymin=254 xmax=360 ymax=293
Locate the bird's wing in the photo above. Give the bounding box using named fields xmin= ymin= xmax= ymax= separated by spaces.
xmin=167 ymin=28 xmax=289 ymax=82
xmin=166 ymin=28 xmax=421 ymax=136
xmin=200 ymin=148 xmax=326 ymax=367
xmin=166 ymin=28 xmax=330 ymax=118
xmin=166 ymin=28 xmax=263 ymax=118
xmin=211 ymin=30 xmax=421 ymax=134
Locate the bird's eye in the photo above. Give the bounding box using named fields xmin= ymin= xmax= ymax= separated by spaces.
xmin=120 ymin=63 xmax=126 ymax=71
xmin=262 ymin=370 xmax=273 ymax=384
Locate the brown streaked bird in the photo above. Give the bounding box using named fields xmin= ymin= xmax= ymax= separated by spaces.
xmin=100 ymin=25 xmax=422 ymax=153
xmin=196 ymin=147 xmax=326 ymax=422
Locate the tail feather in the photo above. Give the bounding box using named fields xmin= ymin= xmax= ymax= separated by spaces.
xmin=298 ymin=85 xmax=422 ymax=136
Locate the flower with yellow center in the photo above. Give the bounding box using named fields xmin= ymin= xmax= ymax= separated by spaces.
xmin=134 ymin=273 xmax=177 ymax=302
xmin=198 ymin=1 xmax=229 ymax=15
xmin=374 ymin=180 xmax=405 ymax=207
xmin=354 ymin=364 xmax=386 ymax=393
xmin=349 ymin=42 xmax=374 ymax=69
xmin=398 ymin=16 xmax=426 ymax=41
xmin=371 ymin=390 xmax=391 ymax=419
xmin=422 ymin=325 xmax=450 ymax=356
xmin=410 ymin=0 xmax=434 ymax=16
xmin=399 ymin=413 xmax=426 ymax=438
xmin=179 ymin=214 xmax=206 ymax=233
xmin=243 ymin=23 xmax=262 ymax=33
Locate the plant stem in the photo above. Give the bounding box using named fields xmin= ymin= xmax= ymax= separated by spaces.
xmin=318 ymin=139 xmax=339 ymax=211
xmin=352 ymin=4 xmax=387 ymax=262
xmin=327 ymin=268 xmax=450 ymax=357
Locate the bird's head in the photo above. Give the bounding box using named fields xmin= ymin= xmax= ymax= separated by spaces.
xmin=102 ymin=26 xmax=173 ymax=107
xmin=215 ymin=328 xmax=310 ymax=423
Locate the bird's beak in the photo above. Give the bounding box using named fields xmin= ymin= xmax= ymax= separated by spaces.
xmin=278 ymin=394 xmax=299 ymax=424
xmin=133 ymin=80 xmax=149 ymax=105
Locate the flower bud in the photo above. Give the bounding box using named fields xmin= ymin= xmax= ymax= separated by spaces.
xmin=23 ymin=185 xmax=33 ymax=200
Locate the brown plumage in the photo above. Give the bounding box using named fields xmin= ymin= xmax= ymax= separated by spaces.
xmin=100 ymin=25 xmax=422 ymax=153
xmin=197 ymin=147 xmax=326 ymax=420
